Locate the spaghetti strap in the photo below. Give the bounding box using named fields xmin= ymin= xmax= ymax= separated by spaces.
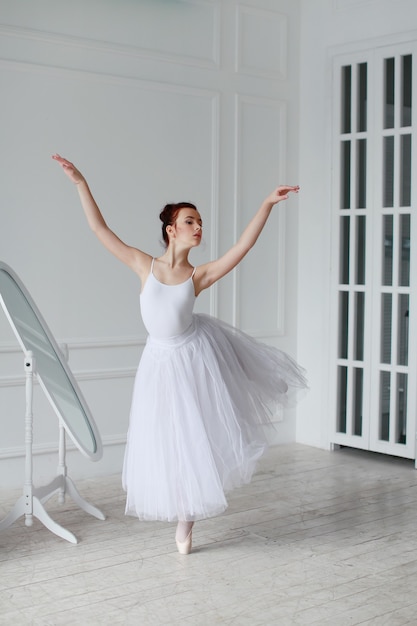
xmin=150 ymin=258 xmax=155 ymax=273
xmin=191 ymin=266 xmax=196 ymax=278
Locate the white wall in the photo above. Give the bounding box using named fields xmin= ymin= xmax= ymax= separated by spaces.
xmin=0 ymin=0 xmax=301 ymax=488
xmin=297 ymin=0 xmax=417 ymax=449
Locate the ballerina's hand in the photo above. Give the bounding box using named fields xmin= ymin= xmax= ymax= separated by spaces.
xmin=52 ymin=154 xmax=85 ymax=185
xmin=266 ymin=185 xmax=300 ymax=205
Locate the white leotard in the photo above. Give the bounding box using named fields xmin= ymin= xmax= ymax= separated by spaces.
xmin=140 ymin=258 xmax=196 ymax=339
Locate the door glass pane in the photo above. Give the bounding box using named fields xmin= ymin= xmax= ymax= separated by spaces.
xmin=400 ymin=134 xmax=411 ymax=207
xmin=355 ymin=292 xmax=365 ymax=360
xmin=396 ymin=372 xmax=407 ymax=444
xmin=379 ymin=371 xmax=391 ymax=441
xmin=356 ymin=216 xmax=366 ymax=284
xmin=382 ymin=215 xmax=393 ymax=286
xmin=337 ymin=366 xmax=348 ymax=433
xmin=381 ymin=293 xmax=392 ymax=363
xmin=401 ymin=54 xmax=412 ymax=127
xmin=353 ymin=367 xmax=363 ymax=436
xmin=340 ymin=216 xmax=350 ymax=283
xmin=383 ymin=136 xmax=394 ymax=207
xmin=384 ymin=57 xmax=395 ymax=129
xmin=399 ymin=214 xmax=410 ymax=286
xmin=341 ymin=65 xmax=352 ymax=133
xmin=357 ymin=139 xmax=367 ymax=208
xmin=357 ymin=62 xmax=367 ymax=132
xmin=341 ymin=141 xmax=351 ymax=209
xmin=339 ymin=291 xmax=349 ymax=358
xmin=397 ymin=294 xmax=409 ymax=366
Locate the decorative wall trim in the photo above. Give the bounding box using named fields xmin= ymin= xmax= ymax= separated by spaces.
xmin=0 ymin=432 xmax=126 ymax=460
xmin=0 ymin=342 xmax=20 ymax=354
xmin=333 ymin=0 xmax=402 ymax=10
xmin=0 ymin=336 xmax=145 ymax=356
xmin=209 ymin=93 xmax=221 ymax=317
xmin=0 ymin=56 xmax=221 ymax=101
xmin=233 ymin=94 xmax=287 ymax=335
xmin=235 ymin=5 xmax=287 ymax=80
xmin=0 ymin=336 xmax=143 ymax=387
xmin=0 ymin=367 xmax=137 ymax=388
xmin=0 ymin=1 xmax=221 ymax=69
xmin=63 ymin=337 xmax=145 ymax=351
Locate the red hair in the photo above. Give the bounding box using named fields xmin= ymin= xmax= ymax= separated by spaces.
xmin=159 ymin=202 xmax=197 ymax=247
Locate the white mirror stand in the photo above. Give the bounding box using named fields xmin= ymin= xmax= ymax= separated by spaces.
xmin=0 ymin=352 xmax=105 ymax=544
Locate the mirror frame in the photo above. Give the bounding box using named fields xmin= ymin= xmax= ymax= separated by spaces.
xmin=0 ymin=261 xmax=102 ymax=461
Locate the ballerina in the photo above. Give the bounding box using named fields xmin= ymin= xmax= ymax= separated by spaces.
xmin=52 ymin=153 xmax=307 ymax=554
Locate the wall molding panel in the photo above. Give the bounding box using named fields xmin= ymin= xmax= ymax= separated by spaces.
xmin=235 ymin=5 xmax=288 ymax=80
xmin=0 ymin=56 xmax=222 ymax=98
xmin=0 ymin=1 xmax=221 ymax=69
xmin=333 ymin=0 xmax=402 ymax=10
xmin=0 ymin=432 xmax=127 ymax=461
xmin=0 ymin=337 xmax=145 ymax=383
xmin=0 ymin=367 xmax=138 ymax=389
xmin=233 ymin=94 xmax=287 ymax=336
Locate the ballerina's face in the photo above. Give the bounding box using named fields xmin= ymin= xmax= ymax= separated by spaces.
xmin=169 ymin=208 xmax=203 ymax=246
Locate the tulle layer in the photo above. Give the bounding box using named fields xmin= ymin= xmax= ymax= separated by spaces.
xmin=122 ymin=313 xmax=307 ymax=522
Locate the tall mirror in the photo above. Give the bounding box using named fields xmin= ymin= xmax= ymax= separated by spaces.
xmin=0 ymin=261 xmax=104 ymax=543
xmin=0 ymin=261 xmax=102 ymax=460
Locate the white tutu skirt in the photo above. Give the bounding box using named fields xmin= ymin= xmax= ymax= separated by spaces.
xmin=122 ymin=313 xmax=307 ymax=522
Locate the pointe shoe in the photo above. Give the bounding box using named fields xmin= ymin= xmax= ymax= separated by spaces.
xmin=176 ymin=529 xmax=192 ymax=555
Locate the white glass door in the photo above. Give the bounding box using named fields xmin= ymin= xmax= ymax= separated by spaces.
xmin=331 ymin=44 xmax=417 ymax=461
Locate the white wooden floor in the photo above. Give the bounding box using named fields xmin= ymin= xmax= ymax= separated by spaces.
xmin=1 ymin=443 xmax=417 ymax=625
